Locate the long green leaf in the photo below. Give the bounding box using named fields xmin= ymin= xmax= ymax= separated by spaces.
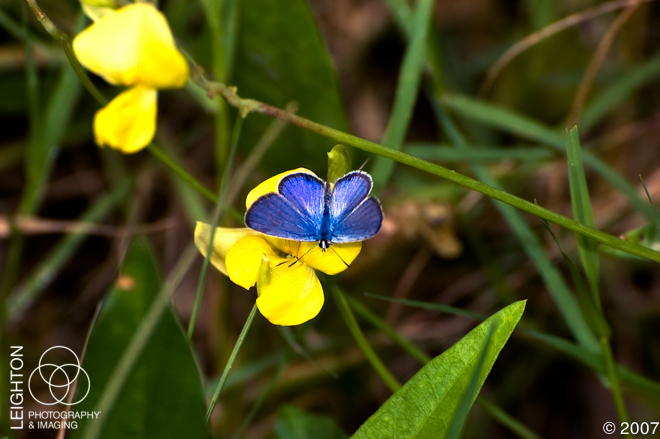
xmin=371 ymin=0 xmax=434 ymax=193
xmin=350 ymin=301 xmax=526 ymax=439
xmin=565 ymin=127 xmax=600 ymax=301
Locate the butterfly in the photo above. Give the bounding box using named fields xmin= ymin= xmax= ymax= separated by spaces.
xmin=245 ymin=171 xmax=383 ymax=252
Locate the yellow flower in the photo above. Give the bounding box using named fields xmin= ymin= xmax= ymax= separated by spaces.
xmin=194 ymin=169 xmax=362 ymax=326
xmin=73 ymin=2 xmax=189 ymax=153
xmin=94 ymin=86 xmax=156 ymax=153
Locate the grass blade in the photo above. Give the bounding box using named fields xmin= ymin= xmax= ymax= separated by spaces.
xmin=565 ymin=127 xmax=600 ymax=302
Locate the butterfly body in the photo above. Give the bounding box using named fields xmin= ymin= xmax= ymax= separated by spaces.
xmin=245 ymin=171 xmax=383 ymax=251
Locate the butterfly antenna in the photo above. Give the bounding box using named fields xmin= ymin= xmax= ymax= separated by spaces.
xmin=288 ymin=243 xmax=317 ymax=268
xmin=358 ymin=159 xmax=370 ymax=171
xmin=329 ymin=245 xmax=350 ymax=268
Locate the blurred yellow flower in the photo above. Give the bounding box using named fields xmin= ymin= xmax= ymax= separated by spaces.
xmin=195 ymin=169 xmax=362 ymax=326
xmin=73 ymin=2 xmax=189 ymax=153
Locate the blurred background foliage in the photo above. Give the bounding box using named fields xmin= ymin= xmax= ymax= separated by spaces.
xmin=2 ymin=0 xmax=660 ymax=437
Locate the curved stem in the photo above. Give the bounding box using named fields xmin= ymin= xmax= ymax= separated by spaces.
xmin=206 ymin=303 xmax=258 ymax=423
xmin=25 ymin=0 xmax=108 ymax=105
xmin=196 ymin=78 xmax=660 ymax=263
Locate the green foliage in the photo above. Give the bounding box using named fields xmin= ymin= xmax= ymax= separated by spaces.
xmin=276 ymin=405 xmax=348 ymax=439
xmin=350 ymin=301 xmax=526 ymax=439
xmin=70 ymin=240 xmax=207 ymax=439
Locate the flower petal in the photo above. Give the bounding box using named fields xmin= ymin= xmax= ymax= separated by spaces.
xmin=194 ymin=223 xmax=259 ymax=276
xmin=296 ymin=241 xmax=362 ymax=275
xmin=94 ymin=86 xmax=157 ymax=153
xmin=256 ymin=260 xmax=323 ymax=326
xmin=225 ymin=235 xmax=281 ymax=289
xmin=245 ymin=168 xmax=316 ymax=208
xmin=73 ymin=2 xmax=188 ymax=88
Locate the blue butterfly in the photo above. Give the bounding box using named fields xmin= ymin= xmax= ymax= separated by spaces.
xmin=245 ymin=171 xmax=383 ymax=252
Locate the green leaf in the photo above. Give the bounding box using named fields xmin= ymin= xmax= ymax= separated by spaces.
xmin=565 ymin=127 xmax=600 ymax=302
xmin=276 ymin=405 xmax=348 ymax=439
xmin=233 ymin=0 xmax=349 ymax=172
xmin=327 ymin=144 xmax=352 ymax=183
xmin=70 ymin=240 xmax=206 ymax=439
xmin=350 ymin=301 xmax=526 ymax=439
xmin=445 ymin=325 xmax=496 ymax=439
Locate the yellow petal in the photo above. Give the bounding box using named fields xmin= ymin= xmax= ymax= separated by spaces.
xmin=194 ymin=223 xmax=259 ymax=276
xmin=245 ymin=168 xmax=316 ymax=208
xmin=94 ymin=86 xmax=157 ymax=153
xmin=225 ymin=235 xmax=281 ymax=290
xmin=296 ymin=241 xmax=362 ymax=275
xmin=256 ymin=260 xmax=323 ymax=326
xmin=73 ymin=2 xmax=188 ymax=88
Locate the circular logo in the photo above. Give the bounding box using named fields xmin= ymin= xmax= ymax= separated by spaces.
xmin=28 ymin=346 xmax=90 ymax=406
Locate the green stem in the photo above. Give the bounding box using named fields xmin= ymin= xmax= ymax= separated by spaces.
xmin=196 ymin=79 xmax=660 ymax=263
xmin=24 ymin=0 xmax=108 ymax=106
xmin=188 ymin=116 xmax=243 ymax=341
xmin=146 ymin=143 xmax=217 ymax=203
xmin=600 ymin=337 xmax=631 ymax=433
xmin=206 ymin=303 xmax=258 ymax=423
xmin=329 ymin=279 xmax=401 ymax=393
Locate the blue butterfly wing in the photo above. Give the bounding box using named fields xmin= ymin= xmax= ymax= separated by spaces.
xmin=331 ymin=197 xmax=383 ymax=243
xmin=245 ymin=172 xmax=324 ymax=241
xmin=278 ymin=173 xmax=325 ymax=226
xmin=329 ymin=171 xmax=383 ymax=243
xmin=245 ymin=194 xmax=319 ymax=241
xmin=330 ymin=171 xmax=372 ymax=219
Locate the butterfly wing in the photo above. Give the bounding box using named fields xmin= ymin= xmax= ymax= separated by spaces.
xmin=329 ymin=171 xmax=383 ymax=243
xmin=245 ymin=173 xmax=324 ymax=241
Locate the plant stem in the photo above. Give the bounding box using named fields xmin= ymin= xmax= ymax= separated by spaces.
xmin=329 ymin=279 xmax=402 ymax=393
xmin=194 ymin=79 xmax=660 ymax=263
xmin=600 ymin=337 xmax=631 ymax=434
xmin=24 ymin=0 xmax=108 ymax=105
xmin=206 ymin=303 xmax=258 ymax=423
xmin=188 ymin=115 xmax=243 ymax=341
xmin=146 ymin=143 xmax=217 ymax=203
